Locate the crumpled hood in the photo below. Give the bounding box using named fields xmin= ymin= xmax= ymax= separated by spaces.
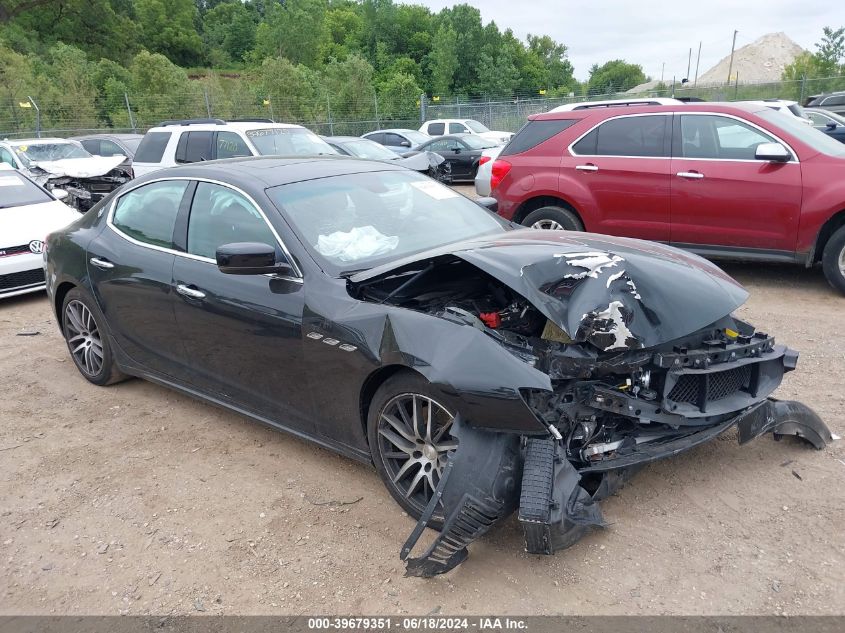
xmin=351 ymin=229 xmax=748 ymax=351
xmin=393 ymin=151 xmax=445 ymax=171
xmin=31 ymin=155 xmax=125 ymax=179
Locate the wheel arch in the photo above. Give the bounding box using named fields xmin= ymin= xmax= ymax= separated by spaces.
xmin=53 ymin=281 xmax=77 ymax=329
xmin=513 ymin=195 xmax=582 ymax=226
xmin=359 ymin=364 xmax=425 ymax=448
xmin=811 ymin=209 xmax=845 ymax=264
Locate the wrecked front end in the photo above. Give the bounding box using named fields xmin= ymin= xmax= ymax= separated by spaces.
xmin=28 ymin=156 xmax=131 ymax=211
xmin=350 ymin=231 xmax=833 ymax=576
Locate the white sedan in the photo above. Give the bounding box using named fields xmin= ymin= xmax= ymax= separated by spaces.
xmin=474 ymin=146 xmax=502 ymax=197
xmin=0 ymin=166 xmax=80 ymax=299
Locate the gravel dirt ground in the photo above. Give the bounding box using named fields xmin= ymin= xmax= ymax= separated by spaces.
xmin=1 ymin=195 xmax=843 ymax=615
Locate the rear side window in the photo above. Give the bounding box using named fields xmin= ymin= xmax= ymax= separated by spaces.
xmin=572 ymin=116 xmax=668 ymax=157
xmin=175 ymin=131 xmax=214 ymax=164
xmin=134 ymin=132 xmax=171 ymax=163
xmin=0 ymin=171 xmax=53 ymax=207
xmin=80 ymin=139 xmax=100 ymax=154
xmin=428 ymin=122 xmax=445 ymax=135
xmin=501 ymin=119 xmax=578 ymax=156
xmin=112 ymin=180 xmax=189 ymax=249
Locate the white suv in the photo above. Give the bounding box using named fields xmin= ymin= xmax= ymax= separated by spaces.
xmin=419 ymin=119 xmax=512 ymax=145
xmin=132 ymin=119 xmax=336 ymax=177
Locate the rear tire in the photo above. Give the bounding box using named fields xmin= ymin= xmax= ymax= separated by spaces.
xmin=821 ymin=225 xmax=845 ymax=295
xmin=367 ymin=371 xmax=457 ymax=528
xmin=523 ymin=205 xmax=584 ymax=231
xmin=61 ymin=288 xmax=127 ymax=386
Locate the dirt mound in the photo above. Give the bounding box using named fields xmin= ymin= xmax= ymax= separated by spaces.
xmin=697 ymin=32 xmax=806 ymax=85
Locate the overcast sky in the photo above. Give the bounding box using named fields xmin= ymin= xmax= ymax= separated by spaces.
xmin=404 ymin=0 xmax=830 ymax=81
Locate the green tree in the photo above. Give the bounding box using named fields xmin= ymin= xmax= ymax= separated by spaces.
xmin=127 ymin=50 xmax=201 ymax=126
xmin=203 ymin=1 xmax=257 ymax=65
xmin=135 ymin=0 xmax=203 ymax=67
xmin=427 ymin=24 xmax=458 ymax=95
xmin=815 ymin=26 xmax=845 ymax=75
xmin=378 ymin=71 xmax=421 ymax=120
xmin=587 ymin=59 xmax=646 ymax=95
xmin=252 ymin=0 xmax=327 ymax=67
xmin=527 ymin=34 xmax=574 ymax=90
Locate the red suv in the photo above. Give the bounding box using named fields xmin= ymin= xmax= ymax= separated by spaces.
xmin=490 ymin=102 xmax=845 ymax=294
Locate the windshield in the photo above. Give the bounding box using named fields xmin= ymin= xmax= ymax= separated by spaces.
xmin=0 ymin=171 xmax=53 ymax=208
xmin=465 ymin=120 xmax=490 ymax=133
xmin=14 ymin=141 xmax=91 ymax=166
xmin=759 ymin=109 xmax=845 ymax=157
xmin=267 ymin=170 xmax=506 ymax=275
xmin=340 ymin=139 xmax=398 ymax=160
xmin=122 ymin=138 xmax=142 ymax=152
xmin=786 ymin=104 xmax=810 ymax=120
xmin=246 ymin=128 xmax=336 ymax=156
xmin=399 ymin=130 xmax=430 ymax=145
xmin=462 ymin=135 xmax=498 ymax=150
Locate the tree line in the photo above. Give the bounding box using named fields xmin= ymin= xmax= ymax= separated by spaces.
xmin=0 ymin=0 xmax=656 ymax=133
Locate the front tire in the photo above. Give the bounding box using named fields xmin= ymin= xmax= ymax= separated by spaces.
xmin=523 ymin=205 xmax=584 ymax=231
xmin=61 ymin=288 xmax=127 ymax=386
xmin=821 ymin=225 xmax=845 ymax=295
xmin=367 ymin=372 xmax=458 ymax=528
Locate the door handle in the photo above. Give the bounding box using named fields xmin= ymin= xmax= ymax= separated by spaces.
xmin=676 ymin=171 xmax=704 ymax=179
xmin=575 ymin=164 xmax=599 ymax=172
xmin=89 ymin=257 xmax=114 ymax=270
xmin=176 ymin=284 xmax=206 ymax=300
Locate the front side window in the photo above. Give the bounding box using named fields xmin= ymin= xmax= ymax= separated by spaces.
xmin=427 ymin=139 xmax=450 ymax=152
xmin=267 ymin=170 xmax=506 ymax=275
xmin=112 ymin=180 xmax=189 ymax=249
xmin=80 ymin=139 xmax=100 ymax=155
xmin=806 ymin=111 xmax=831 ymax=126
xmin=572 ymin=116 xmax=668 ymax=157
xmin=99 ymin=140 xmax=126 ymax=157
xmin=385 ymin=133 xmax=411 ymax=148
xmin=448 ymin=122 xmax=468 ymax=134
xmin=341 ymin=140 xmax=397 ymax=160
xmin=0 ymin=170 xmax=53 ymax=208
xmin=680 ymin=115 xmax=776 ymax=160
xmin=187 ymin=182 xmax=279 ymax=260
xmin=215 ymin=132 xmax=252 ymax=159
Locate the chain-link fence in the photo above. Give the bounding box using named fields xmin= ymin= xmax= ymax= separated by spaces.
xmin=3 ymin=75 xmax=845 ymax=139
xmin=423 ymin=76 xmax=845 ymax=135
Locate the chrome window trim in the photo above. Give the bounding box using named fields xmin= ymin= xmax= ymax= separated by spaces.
xmin=105 ymin=176 xmax=304 ymax=283
xmin=567 ymin=111 xmax=799 ymax=163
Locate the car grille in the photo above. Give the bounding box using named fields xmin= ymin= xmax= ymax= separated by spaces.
xmin=667 ymin=364 xmax=752 ymax=405
xmin=0 ymin=268 xmax=45 ymax=292
xmin=0 ymin=244 xmax=31 ymax=258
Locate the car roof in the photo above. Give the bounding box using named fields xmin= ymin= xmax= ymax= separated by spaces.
xmin=365 ymin=128 xmax=420 ymax=134
xmin=322 ymin=136 xmax=365 ymax=143
xmin=550 ymin=97 xmax=684 ymax=112
xmin=134 ymin=156 xmax=406 ymax=190
xmin=2 ymin=137 xmax=79 ymax=145
xmin=71 ymin=133 xmax=144 ymax=140
xmin=533 ymin=101 xmax=766 ymax=121
xmin=146 ymin=121 xmax=305 ymax=133
xmin=423 ymin=118 xmax=478 ymax=123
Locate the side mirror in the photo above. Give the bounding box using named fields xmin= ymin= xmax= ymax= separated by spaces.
xmin=452 ymin=147 xmax=462 ymax=154
xmin=826 ymin=121 xmax=837 ymax=130
xmin=400 ymin=140 xmax=411 ymax=148
xmin=216 ymin=242 xmax=293 ymax=276
xmin=755 ymin=142 xmax=790 ymax=163
xmin=52 ymin=188 xmax=69 ymax=201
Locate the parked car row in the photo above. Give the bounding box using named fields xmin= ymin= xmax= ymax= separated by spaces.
xmin=484 ymin=99 xmax=845 ymax=293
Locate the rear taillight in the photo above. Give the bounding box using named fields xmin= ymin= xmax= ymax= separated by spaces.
xmin=479 ymin=155 xmax=492 ymax=166
xmin=489 ymin=159 xmax=512 ymax=191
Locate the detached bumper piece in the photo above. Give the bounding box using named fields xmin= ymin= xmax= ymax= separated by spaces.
xmin=399 ymin=401 xmax=832 ymax=576
xmin=400 ymin=416 xmax=521 ymax=577
xmin=519 ymin=438 xmax=605 ymax=554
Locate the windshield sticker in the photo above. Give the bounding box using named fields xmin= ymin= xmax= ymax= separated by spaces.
xmin=0 ymin=176 xmax=24 ymax=187
xmin=410 ymin=180 xmax=459 ymax=200
xmin=17 ymin=146 xmax=28 ymax=152
xmin=246 ymin=128 xmax=296 ymax=137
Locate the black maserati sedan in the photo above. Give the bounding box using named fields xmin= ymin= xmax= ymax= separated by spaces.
xmin=44 ymin=156 xmax=830 ymax=576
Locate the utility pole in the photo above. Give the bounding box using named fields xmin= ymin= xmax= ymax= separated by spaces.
xmin=661 ymin=62 xmax=665 ymax=83
xmin=694 ymin=41 xmax=702 ymax=86
xmin=686 ymin=48 xmax=692 ymax=81
xmin=726 ymin=30 xmax=738 ymax=85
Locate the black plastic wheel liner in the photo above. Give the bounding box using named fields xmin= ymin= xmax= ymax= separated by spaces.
xmin=400 ymin=415 xmax=522 ymax=577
